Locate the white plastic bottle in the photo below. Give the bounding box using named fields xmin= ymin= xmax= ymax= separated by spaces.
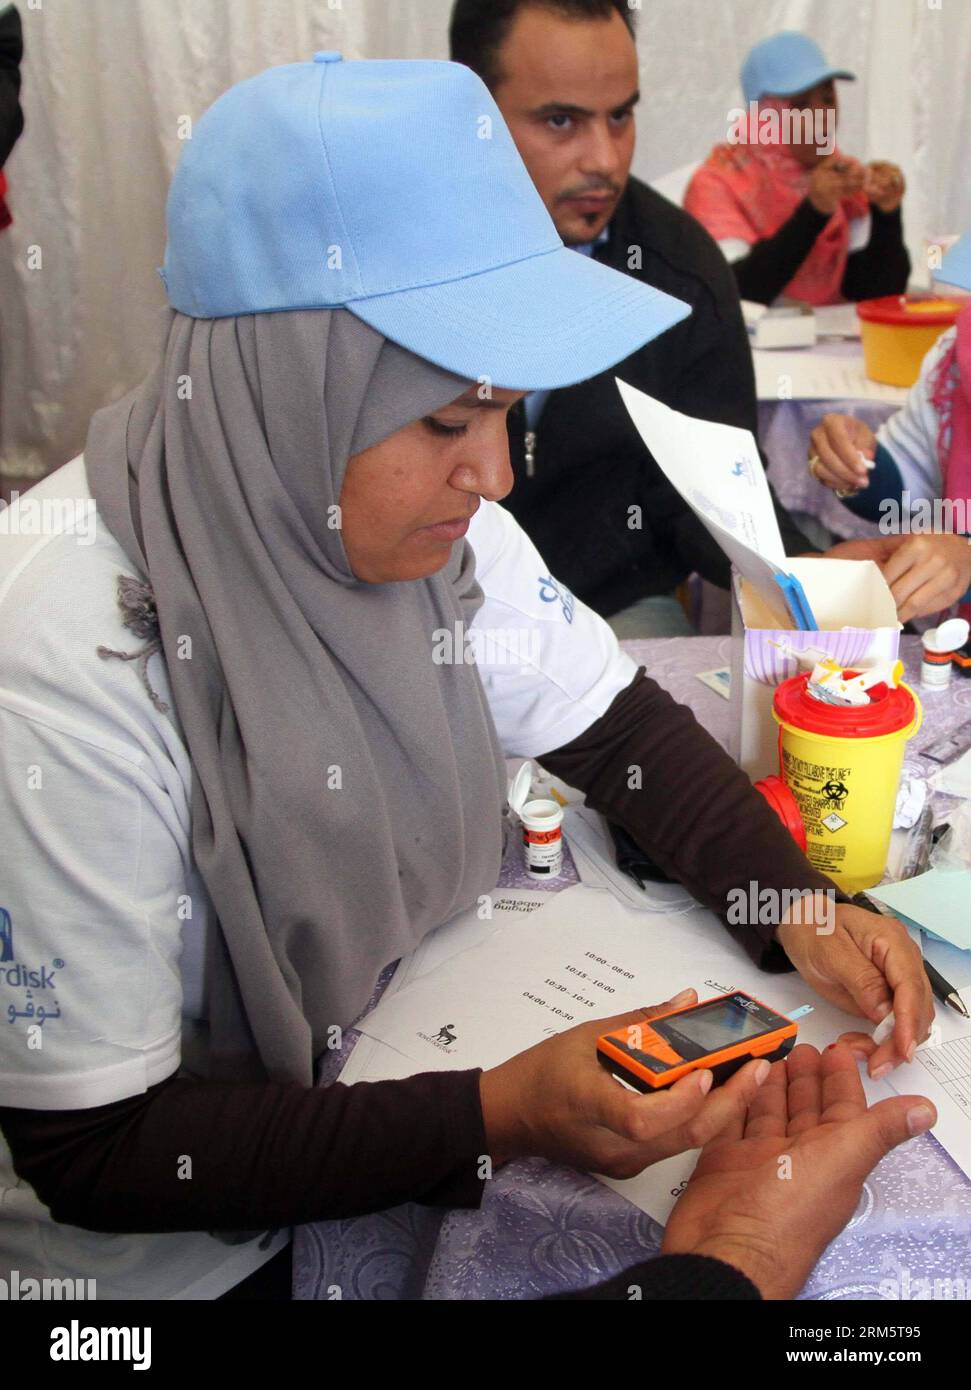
xmin=921 ymin=617 xmax=970 ymax=690
xmin=508 ymin=760 xmax=564 ymax=880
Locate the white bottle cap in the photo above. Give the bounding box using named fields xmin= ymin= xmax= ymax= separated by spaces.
xmin=508 ymin=760 xmax=534 ymax=816
xmin=922 ymin=617 xmax=970 ymax=654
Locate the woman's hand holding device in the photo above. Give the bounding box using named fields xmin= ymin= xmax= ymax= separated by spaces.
xmin=479 ymin=989 xmax=772 ymax=1178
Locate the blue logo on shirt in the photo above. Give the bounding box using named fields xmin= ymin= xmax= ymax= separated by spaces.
xmin=1 ymin=908 xmax=65 ymax=1027
xmin=538 ymin=575 xmax=575 ymax=625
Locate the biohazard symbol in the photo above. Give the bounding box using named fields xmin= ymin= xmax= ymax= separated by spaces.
xmin=821 ymin=780 xmax=849 ymax=803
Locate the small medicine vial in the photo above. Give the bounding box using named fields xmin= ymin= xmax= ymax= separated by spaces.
xmin=508 ymin=761 xmax=564 ymax=880
xmin=921 ymin=618 xmax=970 ymax=691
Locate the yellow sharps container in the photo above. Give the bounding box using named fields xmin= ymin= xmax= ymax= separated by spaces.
xmin=772 ymin=673 xmax=922 ymax=894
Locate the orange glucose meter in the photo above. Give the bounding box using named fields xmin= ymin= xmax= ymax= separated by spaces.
xmin=596 ymin=990 xmax=798 ymax=1092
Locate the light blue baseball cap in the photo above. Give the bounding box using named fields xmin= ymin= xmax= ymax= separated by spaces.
xmin=159 ymin=53 xmax=690 ymax=390
xmin=741 ymin=31 xmax=855 ymax=104
xmin=938 ymin=231 xmax=971 ymax=293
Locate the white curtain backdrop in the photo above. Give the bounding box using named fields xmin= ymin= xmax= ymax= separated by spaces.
xmin=1 ymin=0 xmax=968 ymax=481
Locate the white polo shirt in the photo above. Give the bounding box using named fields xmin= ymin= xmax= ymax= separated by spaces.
xmin=0 ymin=454 xmax=636 ymax=1299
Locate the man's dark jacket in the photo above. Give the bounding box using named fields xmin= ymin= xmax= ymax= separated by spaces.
xmin=503 ymin=175 xmax=814 ymax=618
xmin=0 ymin=4 xmax=23 ymax=168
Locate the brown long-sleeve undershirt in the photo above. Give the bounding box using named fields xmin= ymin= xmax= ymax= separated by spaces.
xmin=0 ymin=666 xmax=840 ymax=1295
xmin=538 ymin=665 xmax=849 ymax=970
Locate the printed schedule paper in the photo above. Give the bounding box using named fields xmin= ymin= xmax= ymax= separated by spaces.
xmin=884 ymin=985 xmax=971 ymax=1169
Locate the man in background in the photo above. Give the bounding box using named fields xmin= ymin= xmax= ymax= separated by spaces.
xmin=450 ymin=0 xmax=818 ymax=636
xmin=0 ymin=2 xmax=23 ymax=231
xmin=0 ymin=1 xmax=23 ymax=506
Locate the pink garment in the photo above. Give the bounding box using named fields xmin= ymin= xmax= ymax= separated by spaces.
xmin=930 ymin=302 xmax=971 ymax=623
xmin=685 ymin=100 xmax=869 ymax=306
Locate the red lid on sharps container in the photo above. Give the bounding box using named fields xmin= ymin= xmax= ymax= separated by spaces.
xmin=753 ymin=774 xmax=807 ymax=852
xmin=772 ymin=672 xmax=917 ymax=739
xmin=856 ymin=294 xmax=963 ymax=329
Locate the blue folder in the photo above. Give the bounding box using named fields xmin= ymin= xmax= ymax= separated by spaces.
xmin=773 ymin=571 xmax=819 ymax=631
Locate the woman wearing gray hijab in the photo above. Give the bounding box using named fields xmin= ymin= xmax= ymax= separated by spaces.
xmin=0 ymin=56 xmax=933 ymax=1302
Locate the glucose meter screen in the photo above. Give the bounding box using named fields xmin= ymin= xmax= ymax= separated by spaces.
xmin=663 ymin=998 xmax=767 ymax=1053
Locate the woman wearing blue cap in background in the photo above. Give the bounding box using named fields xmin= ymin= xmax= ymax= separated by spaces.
xmin=0 ymin=55 xmax=934 ymax=1301
xmin=807 ymin=230 xmax=971 ymax=630
xmin=686 ymin=31 xmax=909 ymax=307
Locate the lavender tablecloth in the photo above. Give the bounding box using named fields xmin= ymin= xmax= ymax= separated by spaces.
xmin=294 ymin=636 xmax=971 ymax=1301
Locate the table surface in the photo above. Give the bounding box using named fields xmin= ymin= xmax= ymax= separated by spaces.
xmin=294 ymin=635 xmax=971 ymax=1301
xmin=751 ymin=337 xmax=908 ymax=407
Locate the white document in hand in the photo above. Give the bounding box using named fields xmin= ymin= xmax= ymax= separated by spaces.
xmin=615 ymin=379 xmax=795 ymax=626
xmin=354 ymin=885 xmax=875 ymax=1222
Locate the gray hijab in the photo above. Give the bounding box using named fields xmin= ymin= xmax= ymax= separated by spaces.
xmin=85 ymin=308 xmax=508 ymax=1086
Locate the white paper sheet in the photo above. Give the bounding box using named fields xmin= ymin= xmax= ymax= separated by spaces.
xmin=885 ymin=986 xmax=971 ymax=1166
xmin=351 ymin=885 xmax=879 ymax=1222
xmin=752 ymin=348 xmax=907 ymax=403
xmin=396 ymin=887 xmax=553 ymax=986
xmin=338 ymin=888 xmax=560 ymax=1085
xmin=616 ymin=379 xmax=787 ymax=564
xmin=812 ymin=304 xmax=863 ymax=339
xmin=615 ymin=379 xmax=799 ymax=623
xmin=562 ymin=805 xmax=696 ymax=915
xmin=339 ymin=1030 xmax=424 ymax=1086
xmin=696 ymin=667 xmax=732 ymax=700
xmin=931 ymin=746 xmax=971 ymax=799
